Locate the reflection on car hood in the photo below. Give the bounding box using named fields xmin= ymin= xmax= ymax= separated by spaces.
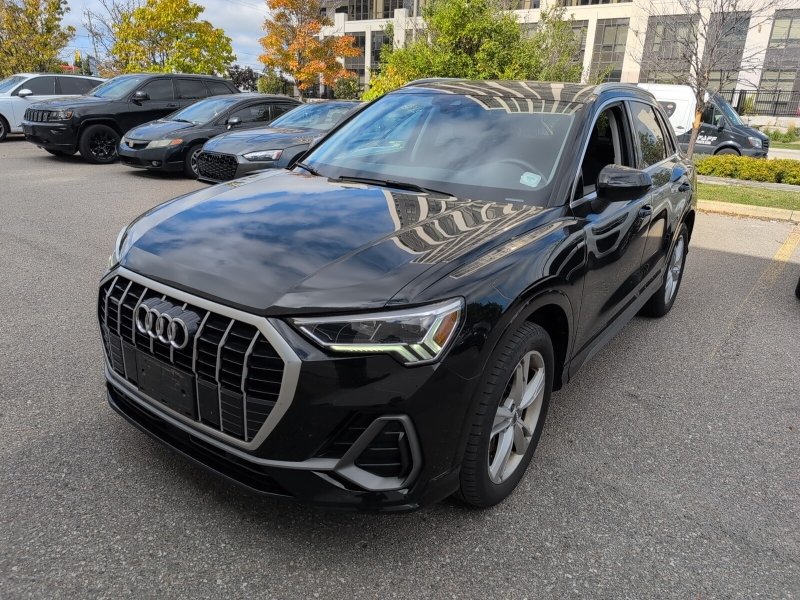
xmin=202 ymin=126 xmax=320 ymax=155
xmin=126 ymin=120 xmax=198 ymax=140
xmin=28 ymin=95 xmax=114 ymax=109
xmin=120 ymin=170 xmax=548 ymax=313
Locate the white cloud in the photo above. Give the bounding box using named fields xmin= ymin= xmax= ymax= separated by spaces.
xmin=62 ymin=0 xmax=269 ymax=70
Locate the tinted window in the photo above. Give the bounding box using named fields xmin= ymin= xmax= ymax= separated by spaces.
xmin=19 ymin=76 xmax=55 ymax=95
xmin=229 ymin=102 xmax=273 ymax=123
xmin=168 ymin=96 xmax=242 ymax=124
xmin=176 ymin=79 xmax=208 ymax=100
xmin=59 ymin=77 xmax=98 ymax=95
xmin=270 ymin=102 xmax=356 ymax=130
xmin=630 ymin=101 xmax=667 ymax=167
xmin=701 ymin=104 xmax=724 ymax=126
xmin=207 ymin=80 xmax=233 ymax=96
xmin=90 ymin=75 xmax=148 ymax=99
xmin=271 ymin=103 xmax=298 ymax=120
xmin=140 ymin=79 xmax=174 ymax=101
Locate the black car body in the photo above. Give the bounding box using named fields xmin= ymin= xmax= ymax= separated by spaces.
xmin=22 ymin=73 xmax=239 ymax=164
xmin=99 ymin=80 xmax=697 ymax=512
xmin=118 ymin=94 xmax=299 ymax=178
xmin=196 ymin=101 xmax=359 ymax=183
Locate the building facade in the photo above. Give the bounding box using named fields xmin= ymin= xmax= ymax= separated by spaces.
xmin=320 ymin=0 xmax=800 ymax=95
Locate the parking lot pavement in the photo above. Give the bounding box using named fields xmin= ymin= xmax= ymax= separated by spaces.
xmin=1 ymin=139 xmax=798 ymax=599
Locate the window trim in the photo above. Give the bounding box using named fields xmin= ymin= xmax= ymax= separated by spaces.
xmin=12 ymin=75 xmax=55 ymax=97
xmin=175 ymin=77 xmax=210 ymax=100
xmin=624 ymin=99 xmax=671 ymax=170
xmin=133 ymin=78 xmax=175 ymax=102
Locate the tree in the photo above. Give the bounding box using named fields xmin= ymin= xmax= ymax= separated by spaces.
xmin=0 ymin=0 xmax=75 ymax=77
xmin=228 ymin=64 xmax=259 ymax=91
xmin=111 ymin=0 xmax=235 ymax=74
xmin=259 ymin=0 xmax=360 ymax=99
xmin=633 ymin=0 xmax=778 ymax=157
xmin=363 ymin=0 xmax=584 ymax=100
xmin=257 ymin=68 xmax=289 ymax=94
xmin=333 ymin=73 xmax=360 ymax=99
xmin=83 ymin=0 xmax=142 ymax=75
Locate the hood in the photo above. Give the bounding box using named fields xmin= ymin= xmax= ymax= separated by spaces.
xmin=29 ymin=95 xmax=114 ymax=110
xmin=119 ymin=171 xmax=548 ymax=314
xmin=126 ymin=119 xmax=199 ymax=141
xmin=732 ymin=123 xmax=768 ymax=141
xmin=203 ymin=126 xmax=319 ymax=155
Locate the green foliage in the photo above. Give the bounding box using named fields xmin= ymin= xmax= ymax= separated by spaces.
xmin=111 ymin=0 xmax=235 ymax=74
xmin=363 ymin=0 xmax=583 ymax=100
xmin=257 ymin=69 xmax=288 ymax=94
xmin=332 ymin=73 xmax=361 ymax=99
xmin=0 ymin=0 xmax=75 ymax=77
xmin=764 ymin=125 xmax=800 ymax=143
xmin=227 ymin=64 xmax=258 ymax=91
xmin=740 ymin=96 xmax=755 ymax=116
xmin=696 ymin=155 xmax=800 ymax=185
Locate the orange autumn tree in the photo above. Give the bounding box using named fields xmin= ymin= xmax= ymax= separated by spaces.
xmin=259 ymin=0 xmax=359 ymax=99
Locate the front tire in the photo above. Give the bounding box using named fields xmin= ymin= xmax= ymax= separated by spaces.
xmin=79 ymin=124 xmax=119 ymax=164
xmin=458 ymin=322 xmax=553 ymax=508
xmin=715 ymin=147 xmax=739 ymax=156
xmin=0 ymin=115 xmax=8 ymax=142
xmin=641 ymin=223 xmax=689 ymax=318
xmin=183 ymin=143 xmax=203 ymax=179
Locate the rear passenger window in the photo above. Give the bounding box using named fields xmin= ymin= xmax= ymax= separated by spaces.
xmin=229 ymin=103 xmax=272 ymax=124
xmin=207 ymin=80 xmax=233 ymax=96
xmin=176 ymin=79 xmax=209 ymax=100
xmin=140 ymin=79 xmax=174 ymax=101
xmin=59 ymin=77 xmax=97 ymax=95
xmin=18 ymin=76 xmax=55 ymax=95
xmin=271 ymin=103 xmax=297 ymax=119
xmin=630 ymin=101 xmax=667 ymax=168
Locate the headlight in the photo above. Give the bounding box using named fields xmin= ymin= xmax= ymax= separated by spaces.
xmin=48 ymin=109 xmax=73 ymax=121
xmin=291 ymin=298 xmax=464 ymax=365
xmin=146 ymin=139 xmax=183 ymax=149
xmin=748 ymin=136 xmax=762 ymax=148
xmin=108 ymin=225 xmax=128 ymax=269
xmin=243 ymin=149 xmax=282 ymax=161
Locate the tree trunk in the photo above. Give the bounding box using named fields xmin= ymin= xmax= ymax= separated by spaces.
xmin=686 ymin=108 xmax=703 ymax=159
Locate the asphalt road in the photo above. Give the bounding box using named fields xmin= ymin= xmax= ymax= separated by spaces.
xmin=1 ymin=139 xmax=799 ymax=599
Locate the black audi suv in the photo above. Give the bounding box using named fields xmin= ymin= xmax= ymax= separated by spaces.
xmin=99 ymin=80 xmax=696 ymax=511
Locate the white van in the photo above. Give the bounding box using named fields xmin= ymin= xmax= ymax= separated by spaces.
xmin=638 ymin=83 xmax=768 ymax=157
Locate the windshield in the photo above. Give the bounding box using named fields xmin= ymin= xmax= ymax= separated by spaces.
xmin=301 ymin=91 xmax=579 ymax=203
xmin=89 ymin=75 xmax=149 ymax=99
xmin=167 ymin=96 xmax=240 ymax=124
xmin=271 ymin=102 xmax=356 ymax=131
xmin=0 ymin=75 xmax=26 ymax=94
xmin=715 ymin=97 xmax=744 ymax=126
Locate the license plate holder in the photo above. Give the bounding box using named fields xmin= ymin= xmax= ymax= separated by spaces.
xmin=136 ymin=351 xmax=196 ymax=419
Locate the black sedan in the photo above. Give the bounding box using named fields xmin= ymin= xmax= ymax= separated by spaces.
xmin=118 ymin=93 xmax=300 ymax=178
xmin=196 ymin=100 xmax=359 ymax=183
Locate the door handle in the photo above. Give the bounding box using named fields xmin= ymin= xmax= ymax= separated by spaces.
xmin=638 ymin=204 xmax=653 ymax=218
xmin=678 ymin=182 xmax=691 ymax=193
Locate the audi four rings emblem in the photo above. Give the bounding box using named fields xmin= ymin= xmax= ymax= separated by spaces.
xmin=135 ymin=299 xmax=201 ymax=350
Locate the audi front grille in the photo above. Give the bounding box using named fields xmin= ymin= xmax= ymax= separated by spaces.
xmin=196 ymin=152 xmax=238 ymax=182
xmin=98 ymin=274 xmax=286 ymax=443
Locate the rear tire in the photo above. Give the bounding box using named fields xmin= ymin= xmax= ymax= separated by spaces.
xmin=183 ymin=143 xmax=203 ymax=179
xmin=715 ymin=148 xmax=739 ymax=156
xmin=458 ymin=321 xmax=553 ymax=508
xmin=79 ymin=124 xmax=119 ymax=164
xmin=641 ymin=223 xmax=689 ymax=318
xmin=0 ymin=115 xmax=8 ymax=142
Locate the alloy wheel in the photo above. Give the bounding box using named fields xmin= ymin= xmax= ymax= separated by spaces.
xmin=190 ymin=148 xmax=201 ymax=176
xmin=89 ymin=130 xmax=117 ymax=161
xmin=488 ymin=350 xmax=546 ymax=484
xmin=664 ymin=236 xmax=685 ymax=304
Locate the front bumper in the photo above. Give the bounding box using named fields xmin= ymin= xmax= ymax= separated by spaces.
xmin=741 ymin=147 xmax=768 ymax=158
xmin=118 ymin=143 xmax=184 ymax=172
xmin=196 ymin=151 xmax=278 ymax=183
xmin=99 ymin=268 xmax=472 ymax=511
xmin=22 ymin=121 xmax=77 ymax=152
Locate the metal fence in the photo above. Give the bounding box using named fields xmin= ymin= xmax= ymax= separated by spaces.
xmin=719 ymin=89 xmax=800 ymax=117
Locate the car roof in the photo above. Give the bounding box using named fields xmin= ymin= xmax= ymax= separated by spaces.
xmin=401 ymin=79 xmax=655 ymax=105
xmin=14 ymin=73 xmax=102 ymax=78
xmin=119 ymin=73 xmax=232 ymax=81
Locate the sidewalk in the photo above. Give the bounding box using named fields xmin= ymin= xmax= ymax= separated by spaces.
xmin=699 ymin=175 xmax=800 ymax=193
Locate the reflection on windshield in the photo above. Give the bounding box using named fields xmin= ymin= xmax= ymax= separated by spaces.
xmin=716 ymin=98 xmax=743 ymax=126
xmin=90 ymin=75 xmax=148 ymax=99
xmin=0 ymin=75 xmax=25 ymax=94
xmin=271 ymin=102 xmax=356 ymax=130
xmin=303 ymin=88 xmax=582 ymax=203
xmin=168 ymin=96 xmax=240 ymax=123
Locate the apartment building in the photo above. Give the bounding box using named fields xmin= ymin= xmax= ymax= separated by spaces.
xmin=319 ymin=0 xmax=800 ymax=94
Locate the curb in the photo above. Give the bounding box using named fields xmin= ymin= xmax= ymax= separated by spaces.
xmin=698 ymin=200 xmax=800 ymax=223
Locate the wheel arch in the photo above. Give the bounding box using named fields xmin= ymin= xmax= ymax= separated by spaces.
xmin=78 ymin=118 xmax=124 ymax=138
xmin=683 ymin=208 xmax=696 ymax=243
xmin=713 ymin=144 xmax=741 ymax=155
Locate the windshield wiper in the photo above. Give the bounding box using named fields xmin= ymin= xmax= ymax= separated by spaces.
xmin=295 ymin=162 xmax=320 ymax=176
xmin=332 ymin=175 xmax=451 ymax=197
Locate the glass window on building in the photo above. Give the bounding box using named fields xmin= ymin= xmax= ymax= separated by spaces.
xmin=572 ymin=20 xmax=588 ymax=62
xmin=591 ymin=18 xmax=629 ymax=82
xmin=760 ymin=69 xmax=799 ymax=92
xmin=348 ymin=0 xmax=371 ymax=20
xmin=768 ymin=10 xmax=800 ymax=49
xmin=344 ymin=32 xmax=367 ymax=83
xmin=375 ymin=0 xmax=412 ymax=19
xmin=371 ymin=31 xmax=391 ymax=71
xmin=762 ymin=10 xmax=800 ymax=92
xmin=639 ymin=15 xmax=697 ymax=84
xmin=559 ymin=0 xmax=630 ymax=6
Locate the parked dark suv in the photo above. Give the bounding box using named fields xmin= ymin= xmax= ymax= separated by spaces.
xmin=99 ymin=80 xmax=696 ymax=511
xmin=22 ymin=73 xmax=238 ymax=163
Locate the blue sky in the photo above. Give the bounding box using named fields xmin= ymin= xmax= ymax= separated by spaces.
xmin=62 ymin=0 xmax=270 ymax=70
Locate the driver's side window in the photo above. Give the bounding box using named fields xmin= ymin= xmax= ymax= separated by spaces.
xmin=577 ymin=105 xmax=630 ymax=198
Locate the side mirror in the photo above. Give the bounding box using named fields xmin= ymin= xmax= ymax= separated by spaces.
xmin=226 ymin=116 xmax=242 ymax=130
xmin=132 ymin=90 xmax=149 ymax=103
xmin=716 ymin=120 xmax=726 ymax=132
xmin=597 ymin=165 xmax=652 ymax=202
xmin=17 ymin=89 xmax=33 ymax=98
